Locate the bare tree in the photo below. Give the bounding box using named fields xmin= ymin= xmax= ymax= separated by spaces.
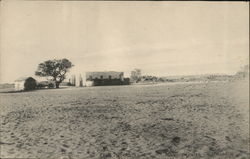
xmin=130 ymin=69 xmax=142 ymax=82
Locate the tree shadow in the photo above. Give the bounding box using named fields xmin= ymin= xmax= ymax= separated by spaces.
xmin=0 ymin=87 xmax=68 ymax=94
xmin=0 ymin=89 xmax=38 ymax=94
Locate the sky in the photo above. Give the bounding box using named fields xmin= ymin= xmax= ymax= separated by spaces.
xmin=0 ymin=1 xmax=249 ymax=83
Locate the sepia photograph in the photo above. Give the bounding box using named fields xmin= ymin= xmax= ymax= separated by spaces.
xmin=0 ymin=1 xmax=249 ymax=159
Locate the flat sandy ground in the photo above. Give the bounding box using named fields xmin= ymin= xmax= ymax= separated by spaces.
xmin=0 ymin=80 xmax=249 ymax=159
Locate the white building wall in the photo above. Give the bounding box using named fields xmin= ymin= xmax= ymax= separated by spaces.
xmin=14 ymin=81 xmax=25 ymax=91
xmin=75 ymin=73 xmax=87 ymax=87
xmin=85 ymin=81 xmax=93 ymax=87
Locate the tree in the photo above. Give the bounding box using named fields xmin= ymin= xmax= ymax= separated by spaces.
xmin=235 ymin=64 xmax=249 ymax=79
xmin=130 ymin=69 xmax=142 ymax=82
xmin=35 ymin=59 xmax=73 ymax=88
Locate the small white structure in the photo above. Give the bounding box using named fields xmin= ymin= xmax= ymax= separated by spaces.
xmin=14 ymin=77 xmax=37 ymax=91
xmin=85 ymin=81 xmax=94 ymax=87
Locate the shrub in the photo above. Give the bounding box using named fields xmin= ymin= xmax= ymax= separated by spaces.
xmin=24 ymin=77 xmax=37 ymax=90
xmin=48 ymin=83 xmax=54 ymax=88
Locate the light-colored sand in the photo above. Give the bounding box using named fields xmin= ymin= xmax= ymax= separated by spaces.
xmin=0 ymin=80 xmax=249 ymax=159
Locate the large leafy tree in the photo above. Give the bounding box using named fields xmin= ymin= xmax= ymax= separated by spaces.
xmin=35 ymin=59 xmax=73 ymax=88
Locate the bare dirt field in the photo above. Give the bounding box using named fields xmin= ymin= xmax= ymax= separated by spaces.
xmin=0 ymin=80 xmax=249 ymax=159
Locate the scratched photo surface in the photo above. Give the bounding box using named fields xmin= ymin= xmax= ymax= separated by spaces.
xmin=0 ymin=1 xmax=249 ymax=159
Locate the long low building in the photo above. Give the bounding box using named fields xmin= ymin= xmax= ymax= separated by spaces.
xmin=86 ymin=71 xmax=124 ymax=81
xmin=70 ymin=71 xmax=129 ymax=87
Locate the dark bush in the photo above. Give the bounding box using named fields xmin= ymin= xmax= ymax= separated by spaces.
xmin=24 ymin=77 xmax=37 ymax=90
xmin=66 ymin=82 xmax=75 ymax=86
xmin=37 ymin=81 xmax=55 ymax=89
xmin=37 ymin=83 xmax=46 ymax=89
xmin=48 ymin=83 xmax=54 ymax=88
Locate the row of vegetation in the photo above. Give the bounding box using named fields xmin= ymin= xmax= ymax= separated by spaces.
xmin=0 ymin=61 xmax=248 ymax=92
xmin=20 ymin=60 xmax=248 ymax=90
xmin=130 ymin=65 xmax=249 ymax=83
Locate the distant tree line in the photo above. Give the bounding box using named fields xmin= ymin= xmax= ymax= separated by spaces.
xmin=129 ymin=68 xmax=246 ymax=83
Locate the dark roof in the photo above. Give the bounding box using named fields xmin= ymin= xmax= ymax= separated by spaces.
xmin=86 ymin=71 xmax=123 ymax=76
